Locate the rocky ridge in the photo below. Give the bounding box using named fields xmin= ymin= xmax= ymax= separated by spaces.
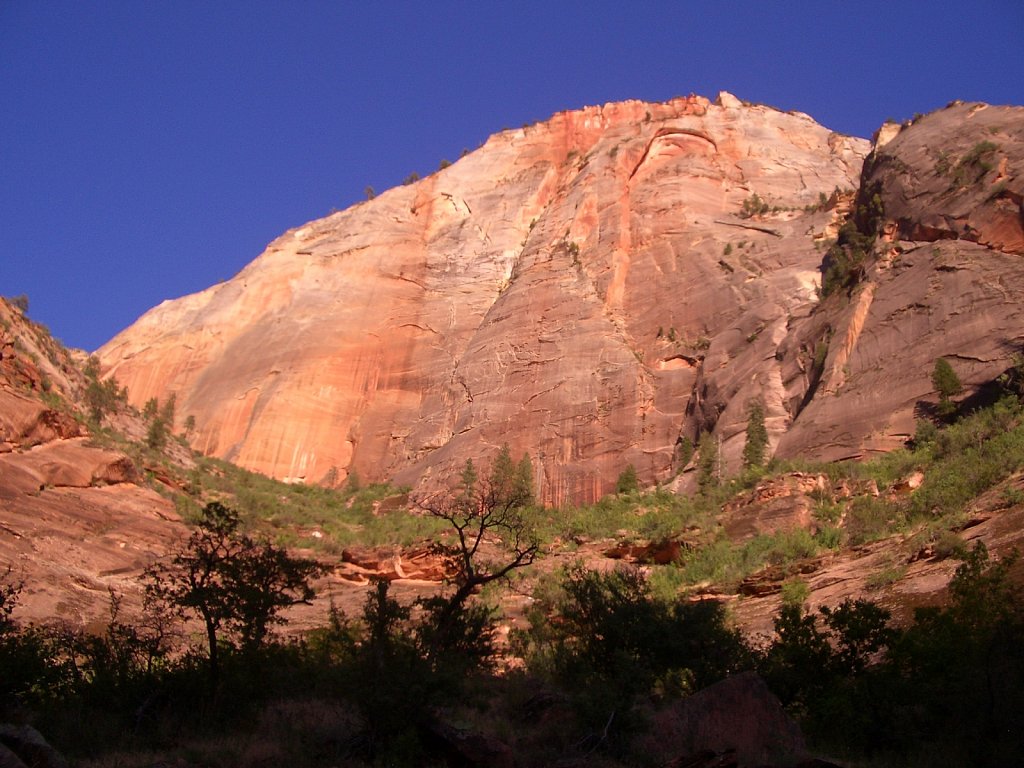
xmin=0 ymin=301 xmax=187 ymax=625
xmin=774 ymin=101 xmax=1024 ymax=464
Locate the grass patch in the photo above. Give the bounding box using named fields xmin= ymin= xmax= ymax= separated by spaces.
xmin=679 ymin=527 xmax=820 ymax=589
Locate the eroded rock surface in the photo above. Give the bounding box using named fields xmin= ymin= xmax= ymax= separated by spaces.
xmin=0 ymin=299 xmax=185 ymax=625
xmin=98 ymin=93 xmax=869 ymax=504
xmin=774 ymin=102 xmax=1024 ymax=464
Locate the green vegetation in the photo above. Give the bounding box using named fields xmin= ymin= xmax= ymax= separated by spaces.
xmin=932 ymin=356 xmax=962 ymax=416
xmin=5 ymin=303 xmax=1024 ymax=766
xmin=739 ymin=192 xmax=770 ymax=218
xmin=184 ymin=457 xmax=440 ymax=550
xmin=6 ymin=294 xmax=29 ymax=314
xmin=951 ymin=140 xmax=999 ymax=186
xmin=742 ymin=399 xmax=768 ymax=469
xmin=820 ymin=181 xmax=884 ymax=297
xmin=696 ymin=432 xmax=720 ymax=493
xmin=144 ymin=501 xmax=324 ymax=685
xmin=678 ymin=527 xmax=822 ymax=589
xmin=779 ymin=577 xmax=810 ymax=608
xmin=615 ymin=463 xmax=639 ymax=494
xmin=83 ymin=355 xmax=128 ymax=424
xmin=515 ymin=564 xmax=749 ymax=733
xmin=7 ymin=539 xmax=1006 ymax=766
xmin=411 ymin=448 xmax=538 ymax=655
xmin=763 ymin=544 xmax=1023 ymax=763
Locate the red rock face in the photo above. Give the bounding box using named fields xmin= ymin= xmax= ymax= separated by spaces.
xmin=0 ymin=298 xmax=188 ymax=626
xmin=98 ymin=93 xmax=868 ymax=504
xmin=774 ymin=103 xmax=1024 ymax=464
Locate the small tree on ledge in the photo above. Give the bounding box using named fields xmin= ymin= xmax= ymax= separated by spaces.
xmin=932 ymin=357 xmax=963 ymax=416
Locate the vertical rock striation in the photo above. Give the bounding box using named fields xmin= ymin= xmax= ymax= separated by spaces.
xmin=98 ymin=93 xmax=871 ymax=503
xmin=775 ymin=102 xmax=1024 ymax=462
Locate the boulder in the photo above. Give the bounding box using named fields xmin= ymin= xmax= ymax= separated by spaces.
xmin=640 ymin=672 xmax=807 ymax=767
xmin=0 ymin=725 xmax=68 ymax=768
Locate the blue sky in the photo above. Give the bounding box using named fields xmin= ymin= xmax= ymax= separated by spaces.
xmin=2 ymin=1 xmax=1021 ymax=352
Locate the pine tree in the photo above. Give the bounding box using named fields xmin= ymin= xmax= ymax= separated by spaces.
xmin=697 ymin=432 xmax=720 ymax=493
xmin=742 ymin=400 xmax=769 ymax=469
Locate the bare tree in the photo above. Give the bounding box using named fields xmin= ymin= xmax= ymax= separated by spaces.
xmin=412 ymin=448 xmax=537 ymax=654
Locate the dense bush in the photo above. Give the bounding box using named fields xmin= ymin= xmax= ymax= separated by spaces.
xmin=517 ymin=564 xmax=750 ymax=737
xmin=759 ymin=543 xmax=1024 ymax=763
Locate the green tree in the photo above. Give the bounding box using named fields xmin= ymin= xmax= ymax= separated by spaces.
xmin=146 ymin=417 xmax=168 ymax=450
xmin=742 ymin=399 xmax=769 ymax=469
xmin=697 ymin=432 xmax=720 ymax=492
xmin=932 ymin=357 xmax=962 ymax=416
xmin=523 ymin=565 xmax=750 ymax=735
xmin=159 ymin=393 xmax=176 ymax=428
xmin=143 ymin=502 xmax=324 ymax=685
xmin=83 ymin=356 xmax=123 ymax=423
xmin=616 ymin=463 xmax=639 ymax=494
xmin=516 ymin=451 xmax=535 ymax=503
xmin=489 ymin=443 xmax=535 ymax=509
xmin=350 ymin=578 xmax=422 ymax=758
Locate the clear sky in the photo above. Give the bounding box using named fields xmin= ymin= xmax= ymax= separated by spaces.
xmin=2 ymin=1 xmax=1021 ymax=352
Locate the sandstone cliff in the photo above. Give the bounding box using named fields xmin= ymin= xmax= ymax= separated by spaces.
xmin=98 ymin=93 xmax=869 ymax=504
xmin=774 ymin=101 xmax=1024 ymax=463
xmin=0 ymin=298 xmax=187 ymax=625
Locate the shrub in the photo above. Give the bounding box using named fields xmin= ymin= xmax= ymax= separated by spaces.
xmin=616 ymin=464 xmax=639 ymax=495
xmin=739 ymin=192 xmax=770 ymax=218
xmin=846 ymin=496 xmax=899 ymax=544
xmin=951 ymin=141 xmax=998 ymax=186
xmin=7 ymin=294 xmax=29 ymax=314
xmin=522 ymin=564 xmax=750 ymax=735
xmin=760 ymin=598 xmax=895 ymax=713
xmin=932 ymin=357 xmax=962 ymax=415
xmin=780 ymin=578 xmax=810 ymax=608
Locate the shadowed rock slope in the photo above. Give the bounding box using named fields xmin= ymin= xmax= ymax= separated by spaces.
xmin=774 ymin=101 xmax=1024 ymax=464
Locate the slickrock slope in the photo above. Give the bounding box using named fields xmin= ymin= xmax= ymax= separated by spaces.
xmin=99 ymin=93 xmax=868 ymax=504
xmin=0 ymin=299 xmax=187 ymax=625
xmin=774 ymin=102 xmax=1024 ymax=462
